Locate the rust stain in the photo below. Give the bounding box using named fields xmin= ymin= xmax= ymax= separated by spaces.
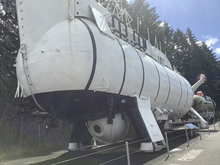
xmin=68 ymin=0 xmax=72 ymax=47
xmin=68 ymin=0 xmax=73 ymax=85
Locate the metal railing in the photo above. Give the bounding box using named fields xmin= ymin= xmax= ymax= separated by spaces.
xmin=51 ymin=119 xmax=220 ymax=165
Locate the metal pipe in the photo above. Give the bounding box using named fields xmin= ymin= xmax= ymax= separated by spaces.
xmin=189 ymin=107 xmax=208 ymax=129
xmin=125 ymin=141 xmax=131 ymax=165
xmin=213 ymin=120 xmax=216 ymax=131
xmin=191 ymin=74 xmax=206 ymax=92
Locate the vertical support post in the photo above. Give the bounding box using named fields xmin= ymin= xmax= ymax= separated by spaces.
xmin=165 ymin=132 xmax=170 ymax=160
xmin=185 ymin=127 xmax=189 ymax=147
xmin=147 ymin=28 xmax=150 ymax=42
xmin=125 ymin=141 xmax=131 ymax=165
xmin=39 ymin=122 xmax=41 ymax=149
xmin=213 ymin=120 xmax=216 ymax=131
xmin=20 ymin=117 xmax=23 ymax=148
xmin=137 ymin=17 xmax=139 ymax=33
xmin=218 ymin=119 xmax=220 ymax=129
xmin=208 ymin=125 xmax=210 ymax=135
xmin=12 ymin=120 xmax=14 ymax=146
xmin=198 ymin=124 xmax=202 ymax=140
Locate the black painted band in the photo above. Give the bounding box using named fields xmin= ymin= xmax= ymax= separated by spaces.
xmin=133 ymin=49 xmax=145 ymax=97
xmin=174 ymin=73 xmax=183 ymax=106
xmin=78 ymin=18 xmax=97 ymax=90
xmin=116 ymin=38 xmax=126 ymax=94
xmin=151 ymin=60 xmax=160 ymax=102
xmin=183 ymin=79 xmax=189 ymax=107
xmin=164 ymin=68 xmax=171 ymax=104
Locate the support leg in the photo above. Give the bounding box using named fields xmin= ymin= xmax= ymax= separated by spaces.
xmin=68 ymin=120 xmax=93 ymax=151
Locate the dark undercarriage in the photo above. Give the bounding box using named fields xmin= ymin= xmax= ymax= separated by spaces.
xmin=16 ymin=90 xmax=159 ymax=143
xmin=32 ymin=90 xmax=131 ymax=122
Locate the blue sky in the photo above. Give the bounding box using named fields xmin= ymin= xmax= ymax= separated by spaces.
xmin=128 ymin=0 xmax=220 ymax=58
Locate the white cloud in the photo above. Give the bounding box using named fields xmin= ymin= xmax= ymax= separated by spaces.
xmin=196 ymin=41 xmax=203 ymax=47
xmin=205 ymin=37 xmax=219 ymax=47
xmin=215 ymin=48 xmax=220 ymax=54
xmin=159 ymin=21 xmax=165 ymax=27
xmin=202 ymin=35 xmax=219 ymax=48
xmin=202 ymin=35 xmax=212 ymax=39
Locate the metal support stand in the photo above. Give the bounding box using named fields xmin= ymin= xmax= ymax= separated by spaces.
xmin=218 ymin=119 xmax=220 ymax=129
xmin=125 ymin=142 xmax=131 ymax=165
xmin=20 ymin=117 xmax=23 ymax=148
xmin=39 ymin=122 xmax=41 ymax=149
xmin=11 ymin=120 xmax=14 ymax=146
xmin=208 ymin=126 xmax=210 ymax=135
xmin=185 ymin=128 xmax=189 ymax=147
xmin=213 ymin=120 xmax=216 ymax=131
xmin=165 ymin=132 xmax=170 ymax=161
xmin=198 ymin=124 xmax=202 ymax=140
xmin=107 ymin=94 xmax=114 ymax=124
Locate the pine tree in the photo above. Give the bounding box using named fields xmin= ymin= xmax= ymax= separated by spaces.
xmin=127 ymin=0 xmax=161 ymax=45
xmin=0 ymin=0 xmax=19 ymax=119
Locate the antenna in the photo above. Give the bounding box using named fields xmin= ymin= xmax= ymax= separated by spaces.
xmin=159 ymin=41 xmax=162 ymax=51
xmin=154 ymin=36 xmax=158 ymax=49
xmin=147 ymin=28 xmax=150 ymax=42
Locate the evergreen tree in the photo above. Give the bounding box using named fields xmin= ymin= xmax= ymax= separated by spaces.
xmin=0 ymin=0 xmax=19 ymax=119
xmin=127 ymin=0 xmax=161 ymax=46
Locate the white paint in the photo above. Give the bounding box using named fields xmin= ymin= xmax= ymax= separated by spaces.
xmin=178 ymin=149 xmax=203 ymax=161
xmin=136 ymin=97 xmax=164 ymax=142
xmin=87 ymin=113 xmax=129 ymax=143
xmin=15 ymin=0 xmax=196 ymax=134
xmin=170 ymin=148 xmax=183 ymax=152
xmin=90 ymin=5 xmax=114 ymax=39
xmin=140 ymin=142 xmax=153 ymax=152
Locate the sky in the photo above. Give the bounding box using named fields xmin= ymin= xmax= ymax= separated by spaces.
xmin=127 ymin=0 xmax=220 ymax=58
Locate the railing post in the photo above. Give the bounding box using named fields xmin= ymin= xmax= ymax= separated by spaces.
xmin=185 ymin=127 xmax=189 ymax=147
xmin=125 ymin=141 xmax=131 ymax=165
xmin=20 ymin=117 xmax=23 ymax=148
xmin=165 ymin=132 xmax=170 ymax=160
xmin=213 ymin=120 xmax=216 ymax=131
xmin=198 ymin=124 xmax=202 ymax=140
xmin=208 ymin=125 xmax=210 ymax=135
xmin=218 ymin=119 xmax=220 ymax=129
xmin=39 ymin=122 xmax=41 ymax=149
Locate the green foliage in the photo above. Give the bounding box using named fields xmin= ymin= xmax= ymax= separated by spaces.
xmin=0 ymin=0 xmax=19 ymax=119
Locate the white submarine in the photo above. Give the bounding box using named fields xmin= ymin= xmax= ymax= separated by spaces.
xmin=14 ymin=0 xmax=208 ymax=152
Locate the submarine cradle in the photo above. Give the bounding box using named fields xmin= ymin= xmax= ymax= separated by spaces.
xmin=14 ymin=0 xmax=207 ymax=152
